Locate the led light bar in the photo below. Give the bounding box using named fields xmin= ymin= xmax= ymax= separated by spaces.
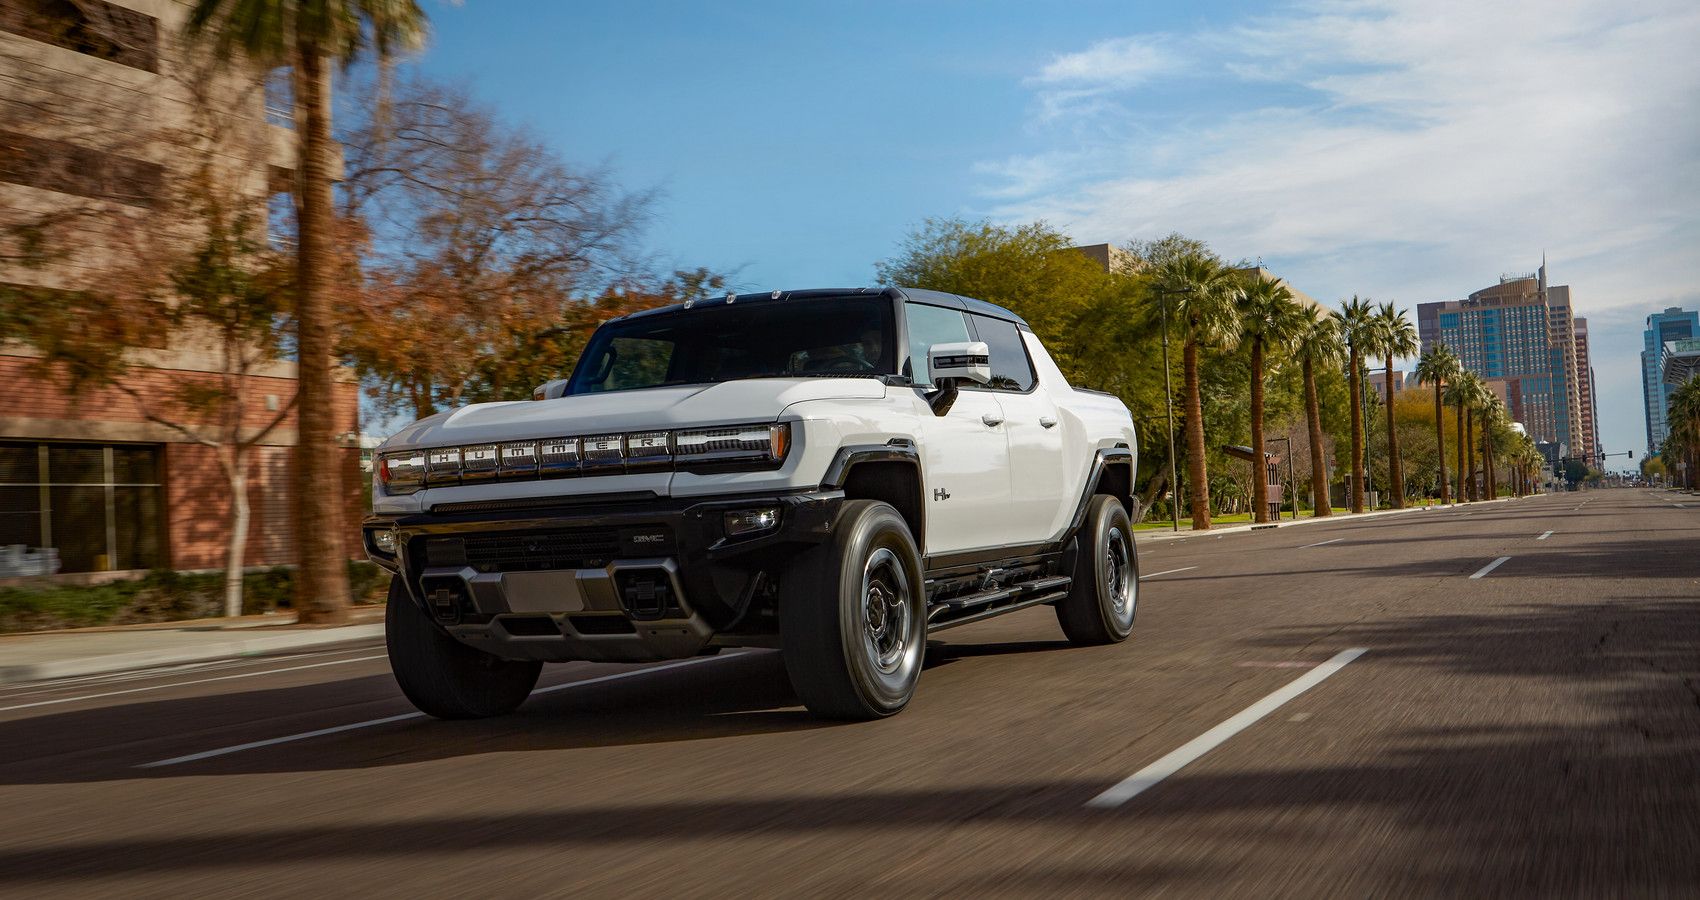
xmin=378 ymin=422 xmax=789 ymax=495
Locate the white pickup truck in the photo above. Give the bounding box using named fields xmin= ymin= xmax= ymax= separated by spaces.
xmin=365 ymin=287 xmax=1139 ymax=720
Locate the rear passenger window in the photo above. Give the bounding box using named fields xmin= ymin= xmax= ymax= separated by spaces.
xmin=968 ymin=314 xmax=1036 ymax=391
xmin=904 ymin=303 xmax=972 ymax=385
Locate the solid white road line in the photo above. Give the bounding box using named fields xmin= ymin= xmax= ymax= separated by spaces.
xmin=1139 ymin=566 xmax=1198 ymax=580
xmin=138 ymin=653 xmax=737 ymax=768
xmin=1085 ymin=648 xmax=1368 ymax=808
xmin=1299 ymin=538 xmax=1344 ymax=549
xmin=1469 ymin=557 xmax=1511 ymax=579
xmin=1536 ymin=530 xmax=1553 ymax=541
xmin=0 ymin=655 xmax=389 ymax=713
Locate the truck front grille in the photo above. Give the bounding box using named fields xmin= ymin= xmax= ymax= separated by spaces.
xmin=429 ymin=529 xmax=624 ymax=572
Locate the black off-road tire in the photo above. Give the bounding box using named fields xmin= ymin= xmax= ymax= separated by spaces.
xmin=385 ymin=576 xmax=542 ymax=719
xmin=1056 ymin=495 xmax=1139 ymax=645
xmin=779 ymin=500 xmax=926 ymax=720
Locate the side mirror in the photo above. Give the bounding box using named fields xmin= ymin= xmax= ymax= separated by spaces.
xmin=532 ymin=379 xmax=570 ymax=401
xmin=924 ymin=341 xmax=990 ymax=416
xmin=928 ymin=341 xmax=991 ymax=387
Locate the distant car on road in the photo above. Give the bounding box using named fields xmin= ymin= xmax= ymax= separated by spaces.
xmin=363 ymin=287 xmax=1139 ymax=720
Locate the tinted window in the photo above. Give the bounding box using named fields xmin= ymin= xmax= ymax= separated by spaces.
xmin=968 ymin=314 xmax=1036 ymax=391
xmin=568 ymin=296 xmax=895 ymax=394
xmin=904 ymin=303 xmax=971 ymax=385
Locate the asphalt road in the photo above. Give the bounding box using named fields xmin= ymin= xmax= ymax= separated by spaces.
xmin=3 ymin=489 xmax=1697 ymax=898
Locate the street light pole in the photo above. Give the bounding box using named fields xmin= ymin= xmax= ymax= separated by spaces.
xmin=1156 ymin=288 xmax=1186 ymax=533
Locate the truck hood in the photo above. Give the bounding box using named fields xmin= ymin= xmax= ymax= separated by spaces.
xmin=383 ymin=378 xmax=887 ymax=449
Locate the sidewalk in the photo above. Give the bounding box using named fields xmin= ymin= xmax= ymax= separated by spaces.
xmin=0 ymin=607 xmax=385 ymax=685
xmin=1135 ymin=495 xmax=1528 ymax=544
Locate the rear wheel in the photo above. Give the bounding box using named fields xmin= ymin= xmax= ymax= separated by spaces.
xmin=780 ymin=500 xmax=925 ymax=720
xmin=385 ymin=576 xmax=542 ymax=719
xmin=1056 ymin=495 xmax=1138 ymax=645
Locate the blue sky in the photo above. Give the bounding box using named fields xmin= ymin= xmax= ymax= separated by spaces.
xmin=398 ymin=0 xmax=1700 ymax=464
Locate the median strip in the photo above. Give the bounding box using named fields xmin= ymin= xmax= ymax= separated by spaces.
xmin=1086 ymin=648 xmax=1368 ymax=808
xmin=1469 ymin=557 xmax=1511 ymax=579
xmin=137 ymin=653 xmax=739 ymax=768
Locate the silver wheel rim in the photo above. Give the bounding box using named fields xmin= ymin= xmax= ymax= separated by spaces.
xmin=861 ymin=547 xmax=912 ymax=675
xmin=1104 ymin=525 xmax=1136 ymax=629
xmin=852 ymin=543 xmax=921 ymax=705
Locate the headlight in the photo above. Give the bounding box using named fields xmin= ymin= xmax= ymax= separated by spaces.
xmin=380 ymin=421 xmax=790 ymax=491
xmin=378 ymin=450 xmax=426 ymax=495
xmin=675 ymin=423 xmax=790 ymax=464
xmin=723 ymin=506 xmax=781 ymax=537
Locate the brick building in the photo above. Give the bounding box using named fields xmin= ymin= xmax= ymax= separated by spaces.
xmin=0 ymin=0 xmax=359 ymax=578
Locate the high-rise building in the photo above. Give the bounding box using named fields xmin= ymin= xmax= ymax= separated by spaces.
xmin=1573 ymin=317 xmax=1599 ymax=461
xmin=1642 ymin=307 xmax=1699 ymax=455
xmin=1417 ymin=262 xmax=1584 ymax=464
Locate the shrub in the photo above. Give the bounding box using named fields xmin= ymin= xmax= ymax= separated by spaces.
xmin=0 ymin=561 xmax=389 ymax=633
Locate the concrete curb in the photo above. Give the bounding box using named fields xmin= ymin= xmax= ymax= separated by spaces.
xmin=0 ymin=624 xmax=385 ymax=685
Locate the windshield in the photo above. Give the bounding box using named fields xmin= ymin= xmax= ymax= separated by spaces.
xmin=566 ymin=296 xmax=897 ymax=394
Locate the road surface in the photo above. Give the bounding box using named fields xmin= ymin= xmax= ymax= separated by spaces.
xmin=2 ymin=490 xmax=1696 ymax=897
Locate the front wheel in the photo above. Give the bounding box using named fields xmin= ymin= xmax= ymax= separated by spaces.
xmin=780 ymin=500 xmax=926 ymax=720
xmin=385 ymin=576 xmax=542 ymax=719
xmin=1056 ymin=495 xmax=1139 ymax=645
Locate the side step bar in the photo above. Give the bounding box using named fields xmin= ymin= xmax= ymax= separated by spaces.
xmin=925 ymin=574 xmax=1073 ymax=632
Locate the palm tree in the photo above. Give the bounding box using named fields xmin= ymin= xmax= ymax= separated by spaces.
xmin=1336 ymin=297 xmax=1377 ymax=513
xmin=1413 ymin=343 xmax=1460 ymax=504
xmin=1154 ymin=253 xmax=1243 ymax=530
xmin=1293 ymin=312 xmax=1344 ymax=517
xmin=1237 ymin=276 xmax=1307 ymax=523
xmin=1480 ymin=395 xmax=1506 ymax=499
xmin=185 ymin=0 xmax=427 ymax=624
xmin=1447 ymin=370 xmax=1484 ymax=501
xmin=1371 ymin=302 xmax=1419 ymax=508
xmin=1666 ymin=379 xmax=1700 ymax=489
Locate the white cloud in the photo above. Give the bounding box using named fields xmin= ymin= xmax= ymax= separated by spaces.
xmin=1031 ymin=35 xmax=1179 ymax=88
xmin=983 ymin=0 xmax=1700 ymax=455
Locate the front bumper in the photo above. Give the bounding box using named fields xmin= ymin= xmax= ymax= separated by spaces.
xmin=363 ymin=490 xmax=842 ymax=662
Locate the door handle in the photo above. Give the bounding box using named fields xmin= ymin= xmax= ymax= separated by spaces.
xmin=1039 ymin=417 xmax=1057 ymax=429
xmin=981 ymin=414 xmax=1004 ymax=427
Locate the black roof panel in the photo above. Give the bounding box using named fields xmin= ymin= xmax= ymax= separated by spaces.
xmin=611 ymin=286 xmax=1028 ymax=327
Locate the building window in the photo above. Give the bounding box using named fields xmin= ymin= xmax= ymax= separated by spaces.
xmin=0 ymin=0 xmax=158 ymax=72
xmin=264 ymin=67 xmax=294 ymax=128
xmin=0 ymin=441 xmax=163 ymax=576
xmin=0 ymin=129 xmax=162 ymax=207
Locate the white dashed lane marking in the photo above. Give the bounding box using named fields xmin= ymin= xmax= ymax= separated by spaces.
xmin=1469 ymin=557 xmax=1511 ymax=579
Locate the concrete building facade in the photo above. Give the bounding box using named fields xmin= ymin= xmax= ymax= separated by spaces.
xmin=0 ymin=0 xmax=359 ymax=578
xmin=1365 ymin=369 xmax=1406 ymax=402
xmin=1642 ymin=307 xmax=1699 ymax=455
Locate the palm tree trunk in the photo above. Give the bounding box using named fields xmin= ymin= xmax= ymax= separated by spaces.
xmin=1434 ymin=384 xmax=1449 ymax=504
xmin=1385 ymin=355 xmax=1404 ymax=508
xmin=1303 ymin=356 xmax=1330 ymax=517
xmin=1454 ymin=399 xmax=1466 ymax=501
xmin=1184 ymin=338 xmax=1211 ymax=531
xmin=1251 ymin=339 xmax=1269 ymax=524
xmin=1489 ymin=428 xmax=1502 ymax=496
xmin=1464 ymin=410 xmax=1475 ymax=502
xmin=1348 ymin=349 xmax=1365 ymax=513
xmin=293 ymin=46 xmax=350 ymax=624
